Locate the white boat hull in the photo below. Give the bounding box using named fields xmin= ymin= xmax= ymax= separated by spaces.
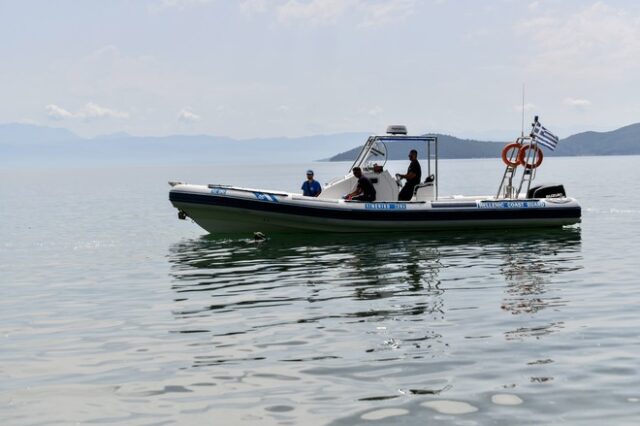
xmin=169 ymin=184 xmax=581 ymax=234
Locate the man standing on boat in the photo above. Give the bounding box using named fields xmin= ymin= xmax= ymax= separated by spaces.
xmin=345 ymin=167 xmax=376 ymax=202
xmin=301 ymin=169 xmax=322 ymax=197
xmin=396 ymin=149 xmax=422 ymax=201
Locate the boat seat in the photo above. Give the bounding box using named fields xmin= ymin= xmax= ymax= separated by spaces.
xmin=414 ymin=175 xmax=435 ymax=201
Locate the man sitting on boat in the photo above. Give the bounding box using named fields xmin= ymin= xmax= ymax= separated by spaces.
xmin=301 ymin=169 xmax=322 ymax=197
xmin=396 ymin=149 xmax=422 ymax=201
xmin=344 ymin=167 xmax=376 ymax=202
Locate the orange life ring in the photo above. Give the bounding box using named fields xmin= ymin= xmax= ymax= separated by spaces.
xmin=518 ymin=144 xmax=544 ymax=169
xmin=501 ymin=143 xmax=521 ymax=167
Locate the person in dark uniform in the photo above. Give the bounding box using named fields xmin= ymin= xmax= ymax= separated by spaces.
xmin=396 ymin=149 xmax=422 ymax=201
xmin=345 ymin=167 xmax=376 ymax=202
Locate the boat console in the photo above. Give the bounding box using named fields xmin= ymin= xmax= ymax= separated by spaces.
xmin=319 ymin=126 xmax=439 ymax=202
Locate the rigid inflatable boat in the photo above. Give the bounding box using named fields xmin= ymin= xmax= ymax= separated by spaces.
xmin=169 ymin=124 xmax=581 ymax=234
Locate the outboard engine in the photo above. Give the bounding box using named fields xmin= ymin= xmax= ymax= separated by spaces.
xmin=527 ymin=184 xmax=567 ymax=199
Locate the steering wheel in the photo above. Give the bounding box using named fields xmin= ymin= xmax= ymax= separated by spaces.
xmin=394 ymin=173 xmax=403 ymax=187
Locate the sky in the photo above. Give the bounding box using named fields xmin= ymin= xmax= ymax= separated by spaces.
xmin=1 ymin=0 xmax=639 ymax=140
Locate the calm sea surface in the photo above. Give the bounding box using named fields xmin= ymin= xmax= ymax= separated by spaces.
xmin=1 ymin=156 xmax=640 ymax=425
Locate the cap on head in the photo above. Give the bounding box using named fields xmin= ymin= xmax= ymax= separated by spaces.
xmin=306 ymin=169 xmax=314 ymax=175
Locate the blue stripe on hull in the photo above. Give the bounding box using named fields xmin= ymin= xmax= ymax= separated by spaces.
xmin=169 ymin=192 xmax=581 ymax=222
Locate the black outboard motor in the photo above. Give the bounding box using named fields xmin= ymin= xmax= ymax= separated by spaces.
xmin=527 ymin=184 xmax=567 ymax=199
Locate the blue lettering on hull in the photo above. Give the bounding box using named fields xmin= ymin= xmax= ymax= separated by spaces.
xmin=479 ymin=201 xmax=545 ymax=209
xmin=364 ymin=203 xmax=407 ymax=210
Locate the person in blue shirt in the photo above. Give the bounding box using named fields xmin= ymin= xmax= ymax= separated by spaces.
xmin=301 ymin=169 xmax=322 ymax=197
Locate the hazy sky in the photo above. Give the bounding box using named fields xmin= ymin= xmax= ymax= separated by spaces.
xmin=1 ymin=0 xmax=639 ymax=139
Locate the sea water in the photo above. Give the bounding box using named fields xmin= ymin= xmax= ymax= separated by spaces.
xmin=1 ymin=156 xmax=640 ymax=425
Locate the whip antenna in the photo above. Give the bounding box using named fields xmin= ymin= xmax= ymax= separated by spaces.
xmin=521 ymin=83 xmax=525 ymax=137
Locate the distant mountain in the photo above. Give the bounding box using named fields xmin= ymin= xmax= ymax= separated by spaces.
xmin=328 ymin=122 xmax=640 ymax=161
xmin=2 ymin=121 xmax=639 ymax=166
xmin=92 ymin=131 xmax=132 ymax=140
xmin=0 ymin=123 xmax=80 ymax=145
xmin=0 ymin=123 xmax=368 ymax=165
xmin=552 ymin=122 xmax=640 ymax=156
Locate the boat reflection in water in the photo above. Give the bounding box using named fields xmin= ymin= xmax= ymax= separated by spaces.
xmin=498 ymin=232 xmax=582 ymax=341
xmin=166 ymin=228 xmax=581 ymax=420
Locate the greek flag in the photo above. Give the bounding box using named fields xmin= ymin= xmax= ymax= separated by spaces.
xmin=531 ymin=120 xmax=559 ymax=151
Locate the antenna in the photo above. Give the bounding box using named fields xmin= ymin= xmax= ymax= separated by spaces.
xmin=521 ymin=83 xmax=525 ymax=137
